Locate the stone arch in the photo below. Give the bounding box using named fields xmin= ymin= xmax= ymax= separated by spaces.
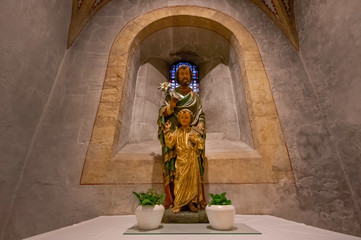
xmin=80 ymin=6 xmax=293 ymax=184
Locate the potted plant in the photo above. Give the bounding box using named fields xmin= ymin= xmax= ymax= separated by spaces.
xmin=133 ymin=189 xmax=165 ymax=230
xmin=206 ymin=192 xmax=235 ymax=230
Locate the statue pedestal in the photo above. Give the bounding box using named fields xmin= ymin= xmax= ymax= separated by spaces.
xmin=162 ymin=209 xmax=209 ymax=223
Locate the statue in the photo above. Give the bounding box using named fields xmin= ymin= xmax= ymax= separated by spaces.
xmin=158 ymin=65 xmax=207 ymax=213
xmin=163 ymin=109 xmax=205 ymax=213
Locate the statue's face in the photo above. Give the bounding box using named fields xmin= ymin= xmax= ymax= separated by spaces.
xmin=178 ymin=112 xmax=191 ymax=127
xmin=178 ymin=68 xmax=191 ymax=87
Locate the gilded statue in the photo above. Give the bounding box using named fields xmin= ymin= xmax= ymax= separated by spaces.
xmin=158 ymin=65 xmax=207 ymax=213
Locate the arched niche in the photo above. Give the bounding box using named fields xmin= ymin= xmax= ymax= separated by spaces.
xmin=80 ymin=6 xmax=294 ymax=185
xmin=117 ymin=26 xmax=254 ymax=155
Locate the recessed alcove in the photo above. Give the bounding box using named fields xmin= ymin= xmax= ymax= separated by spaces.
xmin=80 ymin=6 xmax=293 ymax=185
xmin=117 ymin=26 xmax=254 ymax=158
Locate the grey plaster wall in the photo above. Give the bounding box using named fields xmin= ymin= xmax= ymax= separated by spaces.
xmin=128 ymin=63 xmax=167 ymax=143
xmin=250 ymin=0 xmax=361 ymax=235
xmin=0 ymin=1 xmax=71 ymax=239
xmin=200 ymin=63 xmax=241 ymax=141
xmin=2 ymin=0 xmax=361 ymax=239
xmin=294 ymin=0 xmax=361 ymax=232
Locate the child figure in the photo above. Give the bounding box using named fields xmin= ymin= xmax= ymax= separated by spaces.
xmin=163 ymin=109 xmax=206 ymax=213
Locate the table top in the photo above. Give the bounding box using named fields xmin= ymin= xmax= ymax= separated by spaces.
xmin=25 ymin=215 xmax=361 ymax=240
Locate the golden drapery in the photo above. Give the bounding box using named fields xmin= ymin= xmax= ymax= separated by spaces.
xmin=164 ymin=127 xmax=205 ymax=209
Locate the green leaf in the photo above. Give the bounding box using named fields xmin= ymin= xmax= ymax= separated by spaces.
xmin=133 ymin=189 xmax=165 ymax=206
xmin=208 ymin=192 xmax=232 ymax=205
xmin=141 ymin=199 xmax=154 ymax=205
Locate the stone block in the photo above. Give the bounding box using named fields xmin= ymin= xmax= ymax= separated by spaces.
xmin=250 ymin=116 xmax=285 ymax=147
xmin=162 ymin=209 xmax=208 ymax=223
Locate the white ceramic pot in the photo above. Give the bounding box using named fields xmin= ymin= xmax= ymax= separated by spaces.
xmin=135 ymin=205 xmax=165 ymax=230
xmin=206 ymin=205 xmax=235 ymax=230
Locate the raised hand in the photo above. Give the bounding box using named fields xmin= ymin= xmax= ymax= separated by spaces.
xmin=164 ymin=121 xmax=172 ymax=132
xmin=196 ymin=122 xmax=204 ymax=131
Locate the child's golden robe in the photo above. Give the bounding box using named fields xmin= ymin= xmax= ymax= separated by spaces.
xmin=164 ymin=127 xmax=205 ymax=209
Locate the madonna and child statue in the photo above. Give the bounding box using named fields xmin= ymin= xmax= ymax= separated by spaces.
xmin=157 ymin=65 xmax=207 ymax=214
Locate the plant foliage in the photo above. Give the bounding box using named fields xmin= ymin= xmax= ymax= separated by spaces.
xmin=209 ymin=192 xmax=232 ymax=205
xmin=133 ymin=189 xmax=165 ymax=206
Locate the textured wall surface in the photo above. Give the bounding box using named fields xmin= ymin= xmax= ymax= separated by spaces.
xmin=0 ymin=1 xmax=71 ymax=239
xmin=1 ymin=0 xmax=361 ymax=239
xmin=201 ymin=63 xmax=241 ymax=141
xmin=294 ymin=0 xmax=361 ymax=232
xmin=128 ymin=63 xmax=166 ymax=143
xmin=228 ymin=46 xmax=254 ymax=147
xmin=257 ymin=0 xmax=361 ymax=235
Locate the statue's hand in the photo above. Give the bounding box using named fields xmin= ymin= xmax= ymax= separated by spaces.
xmin=189 ymin=134 xmax=197 ymax=144
xmin=169 ymin=97 xmax=178 ymax=111
xmin=196 ymin=122 xmax=204 ymax=131
xmin=164 ymin=121 xmax=171 ymax=132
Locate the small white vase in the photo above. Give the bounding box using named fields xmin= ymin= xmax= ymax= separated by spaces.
xmin=135 ymin=205 xmax=165 ymax=230
xmin=206 ymin=205 xmax=235 ymax=230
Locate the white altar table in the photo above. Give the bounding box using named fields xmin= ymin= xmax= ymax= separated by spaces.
xmin=25 ymin=215 xmax=361 ymax=240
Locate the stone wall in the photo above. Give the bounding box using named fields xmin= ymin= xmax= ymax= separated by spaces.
xmin=0 ymin=1 xmax=71 ymax=239
xmin=128 ymin=62 xmax=167 ymax=143
xmin=294 ymin=0 xmax=361 ymax=232
xmin=256 ymin=0 xmax=361 ymax=235
xmin=200 ymin=63 xmax=241 ymax=141
xmin=228 ymin=46 xmax=254 ymax=147
xmin=1 ymin=0 xmax=361 ymax=239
